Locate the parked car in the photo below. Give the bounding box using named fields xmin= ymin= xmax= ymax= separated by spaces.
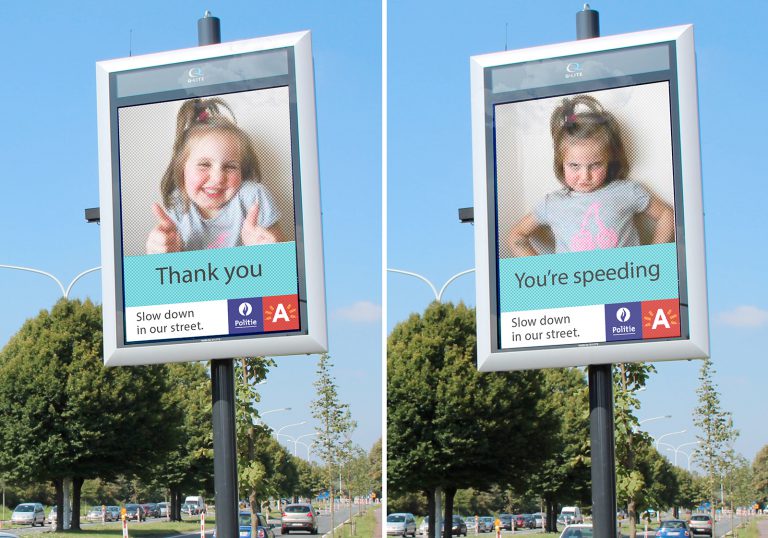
xmin=124 ymin=503 xmax=145 ymax=521
xmin=657 ymin=520 xmax=692 ymax=538
xmin=532 ymin=513 xmax=545 ymax=528
xmin=181 ymin=503 xmax=199 ymax=516
xmin=142 ymin=503 xmax=160 ymax=518
xmin=86 ymin=507 xmax=106 ymax=522
xmin=11 ymin=503 xmax=46 ymax=526
xmin=560 ymin=507 xmax=583 ymax=525
xmin=419 ymin=516 xmax=430 ymax=536
xmin=213 ymin=511 xmax=275 ymax=538
xmin=281 ymin=502 xmax=318 ymax=534
xmin=447 ymin=515 xmax=467 ymax=537
xmin=49 ymin=506 xmax=57 ymax=525
xmin=107 ymin=506 xmax=120 ymax=521
xmin=387 ymin=512 xmax=418 ymax=536
xmin=688 ymin=515 xmax=713 ymax=537
xmin=157 ymin=502 xmax=169 ymax=517
xmin=480 ymin=516 xmax=495 ymax=532
xmin=499 ymin=514 xmax=514 ymax=531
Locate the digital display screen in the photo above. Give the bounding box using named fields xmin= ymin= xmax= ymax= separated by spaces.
xmin=116 ymin=82 xmax=303 ymax=344
xmin=98 ymin=34 xmax=326 ymax=365
xmin=472 ymin=27 xmax=708 ymax=371
xmin=492 ymin=78 xmax=685 ymax=350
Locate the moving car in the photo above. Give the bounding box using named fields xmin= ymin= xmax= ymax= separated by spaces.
xmin=281 ymin=503 xmax=318 ymax=534
xmin=560 ymin=524 xmax=595 ymax=538
xmin=213 ymin=511 xmax=275 ymax=538
xmin=657 ymin=520 xmax=692 ymax=538
xmin=688 ymin=515 xmax=713 ymax=537
xmin=11 ymin=503 xmax=46 ymax=526
xmin=387 ymin=512 xmax=417 ymax=536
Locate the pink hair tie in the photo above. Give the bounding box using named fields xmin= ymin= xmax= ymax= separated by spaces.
xmin=565 ymin=113 xmax=577 ymax=124
xmin=197 ymin=110 xmax=210 ymax=122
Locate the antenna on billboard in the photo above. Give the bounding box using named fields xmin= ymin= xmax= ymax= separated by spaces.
xmin=129 ymin=29 xmax=133 ymax=57
xmin=505 ymin=22 xmax=508 ymax=51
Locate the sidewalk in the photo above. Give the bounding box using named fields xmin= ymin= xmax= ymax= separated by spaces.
xmin=757 ymin=518 xmax=768 ymax=537
xmin=374 ymin=506 xmax=381 ymax=538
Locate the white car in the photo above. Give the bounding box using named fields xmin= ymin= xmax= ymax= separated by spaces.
xmin=11 ymin=502 xmax=46 ymax=526
xmin=387 ymin=512 xmax=417 ymax=537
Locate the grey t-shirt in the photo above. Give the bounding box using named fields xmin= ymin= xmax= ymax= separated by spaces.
xmin=533 ymin=179 xmax=651 ymax=253
xmin=167 ymin=181 xmax=279 ymax=251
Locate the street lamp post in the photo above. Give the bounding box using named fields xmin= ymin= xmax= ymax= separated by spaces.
xmin=659 ymin=441 xmax=700 ymax=468
xmin=638 ymin=415 xmax=672 ymax=426
xmin=276 ymin=421 xmax=308 ymax=439
xmin=654 ymin=429 xmax=687 ymax=450
xmin=388 ymin=267 xmax=474 ymax=538
xmin=294 ymin=433 xmax=319 ymax=456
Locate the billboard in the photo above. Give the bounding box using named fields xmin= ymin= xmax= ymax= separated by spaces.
xmin=97 ymin=31 xmax=327 ymax=366
xmin=471 ymin=25 xmax=708 ymax=371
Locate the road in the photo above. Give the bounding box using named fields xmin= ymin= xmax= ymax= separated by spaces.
xmin=463 ymin=516 xmax=751 ymax=538
xmin=1 ymin=504 xmax=366 ymax=537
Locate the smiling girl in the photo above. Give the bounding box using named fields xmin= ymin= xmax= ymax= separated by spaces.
xmin=145 ymin=97 xmax=280 ymax=254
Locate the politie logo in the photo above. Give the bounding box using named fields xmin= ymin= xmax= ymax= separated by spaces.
xmin=605 ymin=303 xmax=643 ymax=342
xmin=227 ymin=297 xmax=264 ymax=334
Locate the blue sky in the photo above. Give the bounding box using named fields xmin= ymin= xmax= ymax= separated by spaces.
xmin=0 ymin=2 xmax=381 ymax=456
xmin=388 ymin=0 xmax=768 ymax=470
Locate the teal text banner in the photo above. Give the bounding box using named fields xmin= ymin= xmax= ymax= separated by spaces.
xmin=123 ymin=242 xmax=298 ymax=308
xmin=498 ymin=243 xmax=679 ymax=312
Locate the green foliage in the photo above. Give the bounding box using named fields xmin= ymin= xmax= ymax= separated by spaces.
xmin=692 ymin=357 xmax=739 ymax=520
xmin=387 ymin=301 xmax=556 ymax=538
xmin=671 ymin=467 xmax=709 ymax=509
xmin=752 ymin=444 xmax=768 ymax=502
xmin=526 ymin=368 xmax=590 ymax=512
xmin=0 ymin=299 xmax=176 ymax=484
xmin=293 ymin=458 xmax=325 ymax=498
xmin=149 ymin=361 xmax=213 ymax=507
xmin=311 ymin=353 xmax=356 ymax=536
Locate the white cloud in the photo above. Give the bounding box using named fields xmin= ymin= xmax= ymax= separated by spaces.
xmin=334 ymin=301 xmax=381 ymax=323
xmin=719 ymin=305 xmax=768 ymax=327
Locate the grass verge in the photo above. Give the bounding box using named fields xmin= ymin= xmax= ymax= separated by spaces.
xmin=334 ymin=506 xmax=379 ymax=538
xmin=41 ymin=517 xmax=210 ymax=537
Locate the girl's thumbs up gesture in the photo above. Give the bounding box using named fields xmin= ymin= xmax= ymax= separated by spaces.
xmin=146 ymin=203 xmax=182 ymax=254
xmin=241 ymin=202 xmax=278 ymax=245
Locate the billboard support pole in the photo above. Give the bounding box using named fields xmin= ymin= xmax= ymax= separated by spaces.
xmin=577 ymin=6 xmax=618 ymax=538
xmin=197 ymin=11 xmax=239 ymax=538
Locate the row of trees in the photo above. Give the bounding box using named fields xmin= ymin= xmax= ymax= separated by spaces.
xmin=0 ymin=299 xmax=381 ymax=532
xmin=387 ymin=302 xmax=749 ymax=538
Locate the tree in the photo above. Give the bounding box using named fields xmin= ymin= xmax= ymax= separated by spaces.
xmin=692 ymin=357 xmax=739 ymax=524
xmin=387 ymin=302 xmax=555 ymax=538
xmin=614 ymin=362 xmax=656 ymax=538
xmin=525 ymin=367 xmax=590 ymax=532
xmin=311 ymin=353 xmax=356 ymax=537
xmin=149 ymin=361 xmax=213 ymax=521
xmin=0 ymin=299 xmax=175 ymax=530
xmin=752 ymin=444 xmax=768 ymax=503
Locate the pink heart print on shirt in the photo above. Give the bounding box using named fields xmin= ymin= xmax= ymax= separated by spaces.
xmin=569 ymin=202 xmax=618 ymax=252
xmin=206 ymin=231 xmax=230 ymax=249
